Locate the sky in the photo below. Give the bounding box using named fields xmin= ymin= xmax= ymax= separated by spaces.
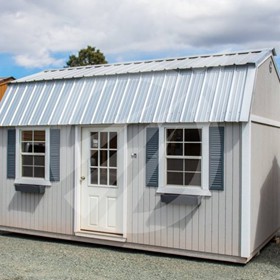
xmin=0 ymin=0 xmax=280 ymax=79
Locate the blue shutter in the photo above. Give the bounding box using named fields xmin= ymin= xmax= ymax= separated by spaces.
xmin=50 ymin=129 xmax=60 ymax=182
xmin=146 ymin=127 xmax=159 ymax=187
xmin=209 ymin=126 xmax=224 ymax=191
xmin=7 ymin=129 xmax=16 ymax=179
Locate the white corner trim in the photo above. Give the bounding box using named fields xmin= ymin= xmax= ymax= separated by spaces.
xmin=241 ymin=122 xmax=251 ymax=258
xmin=74 ymin=126 xmax=82 ymax=233
xmin=251 ymin=114 xmax=280 ymax=129
xmin=121 ymin=125 xmax=128 ymax=239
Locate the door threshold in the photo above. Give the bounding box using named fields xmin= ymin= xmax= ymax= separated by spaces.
xmin=75 ymin=230 xmax=127 ymax=242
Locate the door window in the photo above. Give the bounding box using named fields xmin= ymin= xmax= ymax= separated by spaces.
xmin=90 ymin=131 xmax=117 ymax=186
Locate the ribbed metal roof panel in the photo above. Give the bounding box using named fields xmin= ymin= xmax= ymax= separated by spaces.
xmin=39 ymin=81 xmax=65 ymax=125
xmin=13 ymin=49 xmax=273 ymax=83
xmin=80 ymin=77 xmax=107 ymax=124
xmin=0 ymin=64 xmax=257 ymax=126
xmin=2 ymin=84 xmax=27 ymax=125
xmin=114 ymin=75 xmax=140 ymax=123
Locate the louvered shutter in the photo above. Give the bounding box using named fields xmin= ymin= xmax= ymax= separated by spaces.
xmin=50 ymin=129 xmax=60 ymax=182
xmin=146 ymin=127 xmax=159 ymax=187
xmin=209 ymin=126 xmax=224 ymax=190
xmin=7 ymin=129 xmax=16 ymax=179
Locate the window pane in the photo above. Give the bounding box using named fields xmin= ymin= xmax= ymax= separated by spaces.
xmin=184 ymin=143 xmax=201 ymax=156
xmin=185 ymin=172 xmax=201 ymax=186
xmin=167 ymin=172 xmax=183 ymax=185
xmin=167 ymin=143 xmax=183 ymax=156
xmin=34 ymin=156 xmax=45 ymax=166
xmin=109 ymin=132 xmax=117 ymax=149
xmin=22 ymin=131 xmax=32 ymax=141
xmin=109 ymin=169 xmax=117 ymax=186
xmin=185 ymin=129 xmax=201 ymax=142
xmin=91 ymin=132 xmax=98 ymax=148
xmin=34 ymin=167 xmax=45 ymax=178
xmin=100 ymin=150 xmax=108 ymax=167
xmin=100 ymin=132 xmax=108 ymax=149
xmin=22 ymin=166 xmax=33 ymax=177
xmin=22 ymin=155 xmax=33 ymax=165
xmin=90 ymin=150 xmax=98 ymax=167
xmin=167 ymin=129 xmax=183 ymax=142
xmin=185 ymin=159 xmax=201 ymax=172
xmin=22 ymin=142 xmax=32 ymax=153
xmin=167 ymin=159 xmax=183 ymax=171
xmin=34 ymin=143 xmax=45 ymax=153
xmin=100 ymin=168 xmax=107 ymax=185
xmin=34 ymin=130 xmax=45 ymax=141
xmin=109 ymin=150 xmax=117 ymax=167
xmin=90 ymin=168 xmax=98 ymax=184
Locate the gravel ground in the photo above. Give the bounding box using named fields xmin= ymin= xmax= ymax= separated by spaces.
xmin=0 ymin=233 xmax=280 ymax=280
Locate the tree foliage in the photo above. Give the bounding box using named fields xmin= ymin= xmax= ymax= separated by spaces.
xmin=65 ymin=45 xmax=107 ymax=67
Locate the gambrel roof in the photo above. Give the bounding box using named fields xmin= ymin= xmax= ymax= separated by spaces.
xmin=0 ymin=48 xmax=276 ymax=126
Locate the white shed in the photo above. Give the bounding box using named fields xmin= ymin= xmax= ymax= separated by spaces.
xmin=0 ymin=48 xmax=279 ymax=263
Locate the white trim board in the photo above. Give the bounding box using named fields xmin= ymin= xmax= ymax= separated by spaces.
xmin=240 ymin=122 xmax=251 ymax=258
xmin=251 ymin=115 xmax=280 ymax=129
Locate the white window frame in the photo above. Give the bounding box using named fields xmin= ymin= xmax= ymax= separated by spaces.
xmin=15 ymin=127 xmax=51 ymax=186
xmin=157 ymin=124 xmax=211 ymax=196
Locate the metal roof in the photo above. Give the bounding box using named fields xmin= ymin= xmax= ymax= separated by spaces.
xmin=0 ymin=49 xmax=275 ymax=126
xmin=13 ymin=48 xmax=274 ymax=83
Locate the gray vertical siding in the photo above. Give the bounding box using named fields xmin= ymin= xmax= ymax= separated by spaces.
xmin=250 ymin=123 xmax=280 ymax=252
xmin=126 ymin=124 xmax=241 ymax=256
xmin=0 ymin=126 xmax=75 ymax=235
xmin=251 ymin=58 xmax=280 ymax=121
xmin=250 ymin=57 xmax=280 ymax=254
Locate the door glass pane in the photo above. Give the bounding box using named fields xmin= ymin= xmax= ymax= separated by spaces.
xmin=109 ymin=132 xmax=117 ymax=149
xmin=91 ymin=132 xmax=98 ymax=148
xmin=109 ymin=169 xmax=117 ymax=186
xmin=90 ymin=150 xmax=98 ymax=167
xmin=100 ymin=132 xmax=108 ymax=149
xmin=100 ymin=168 xmax=107 ymax=185
xmin=109 ymin=150 xmax=117 ymax=167
xmin=90 ymin=168 xmax=98 ymax=184
xmin=100 ymin=150 xmax=108 ymax=167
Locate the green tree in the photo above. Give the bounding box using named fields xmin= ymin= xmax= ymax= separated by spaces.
xmin=65 ymin=45 xmax=107 ymax=67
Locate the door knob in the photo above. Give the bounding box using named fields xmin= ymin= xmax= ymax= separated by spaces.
xmin=80 ymin=176 xmax=85 ymax=181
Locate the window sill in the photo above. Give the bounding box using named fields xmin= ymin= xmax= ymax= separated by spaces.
xmin=156 ymin=186 xmax=211 ymax=197
xmin=15 ymin=178 xmax=51 ymax=187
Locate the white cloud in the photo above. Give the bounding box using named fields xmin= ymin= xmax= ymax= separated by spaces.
xmin=0 ymin=0 xmax=279 ymax=68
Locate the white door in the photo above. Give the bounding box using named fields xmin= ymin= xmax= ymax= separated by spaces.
xmin=80 ymin=127 xmax=124 ymax=234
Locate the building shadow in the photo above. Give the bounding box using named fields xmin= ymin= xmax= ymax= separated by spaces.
xmin=252 ymin=157 xmax=280 ymax=267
